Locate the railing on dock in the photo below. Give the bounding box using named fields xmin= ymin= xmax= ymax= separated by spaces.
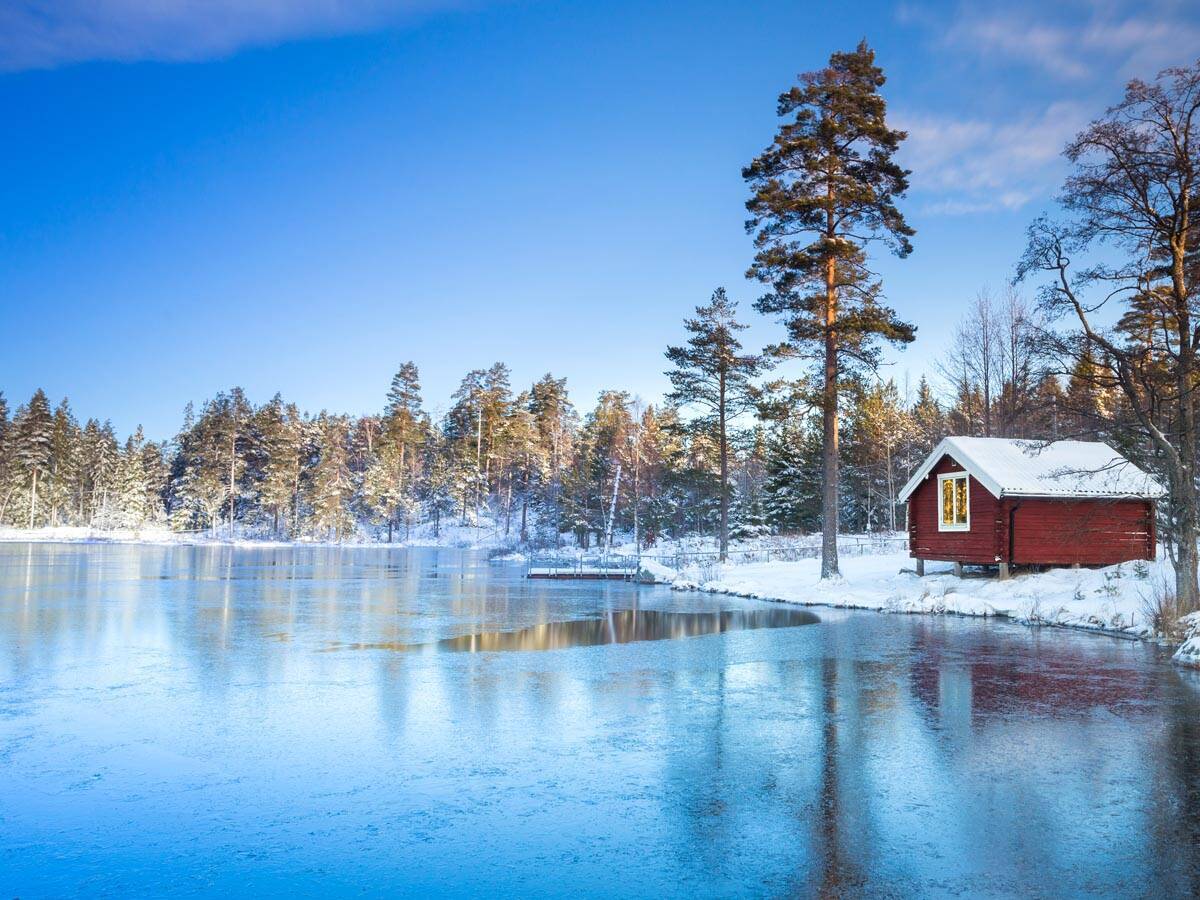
xmin=527 ymin=554 xmax=641 ymax=580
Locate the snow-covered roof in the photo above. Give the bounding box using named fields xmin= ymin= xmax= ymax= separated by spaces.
xmin=897 ymin=437 xmax=1167 ymax=502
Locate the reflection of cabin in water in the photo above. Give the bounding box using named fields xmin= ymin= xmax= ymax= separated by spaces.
xmin=898 ymin=437 xmax=1165 ymax=578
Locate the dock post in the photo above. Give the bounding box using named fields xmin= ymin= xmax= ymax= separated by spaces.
xmin=998 ymin=562 xmax=1010 ymax=581
xmin=915 ymin=558 xmax=925 ymax=577
xmin=953 ymin=561 xmax=964 ymax=578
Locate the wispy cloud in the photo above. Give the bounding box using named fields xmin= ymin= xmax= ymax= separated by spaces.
xmin=896 ymin=101 xmax=1089 ymax=215
xmin=0 ymin=1 xmax=467 ymax=71
xmin=894 ymin=0 xmax=1199 ymax=215
xmin=922 ymin=0 xmax=1200 ymax=81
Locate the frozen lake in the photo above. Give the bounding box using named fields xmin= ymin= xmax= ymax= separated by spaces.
xmin=2 ymin=543 xmax=1199 ymax=897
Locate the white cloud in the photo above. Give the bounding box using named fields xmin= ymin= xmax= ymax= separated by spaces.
xmin=0 ymin=1 xmax=467 ymax=71
xmin=895 ymin=101 xmax=1089 ymax=214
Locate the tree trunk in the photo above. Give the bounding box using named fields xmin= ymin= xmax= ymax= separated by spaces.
xmin=821 ymin=251 xmax=840 ymax=578
xmin=885 ymin=439 xmax=896 ymax=533
xmin=1174 ymin=273 xmax=1200 ymax=607
xmin=28 ymin=469 xmax=38 ymax=529
xmin=718 ymin=371 xmax=729 ymax=562
xmin=1174 ymin=479 xmax=1198 ymax=607
xmin=475 ymin=406 xmax=483 ymax=518
xmin=228 ymin=434 xmax=236 ymax=540
xmin=633 ymin=429 xmax=641 ymax=554
xmin=603 ymin=462 xmax=622 ymax=556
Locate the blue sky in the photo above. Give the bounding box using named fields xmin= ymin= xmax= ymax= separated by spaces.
xmin=2 ymin=0 xmax=1198 ymax=439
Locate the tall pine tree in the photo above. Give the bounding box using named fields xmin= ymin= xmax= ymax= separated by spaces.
xmin=744 ymin=41 xmax=915 ymax=578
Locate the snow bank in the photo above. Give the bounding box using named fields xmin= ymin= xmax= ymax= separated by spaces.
xmin=637 ymin=559 xmax=680 ymax=584
xmin=650 ymin=552 xmax=1171 ymax=639
xmin=1173 ymin=612 xmax=1200 ymax=668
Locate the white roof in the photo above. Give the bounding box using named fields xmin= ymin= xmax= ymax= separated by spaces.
xmin=897 ymin=436 xmax=1167 ymax=502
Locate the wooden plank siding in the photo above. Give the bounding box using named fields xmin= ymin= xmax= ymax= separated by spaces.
xmin=907 ymin=453 xmax=1156 ymax=566
xmin=1008 ymin=498 xmax=1154 ymax=565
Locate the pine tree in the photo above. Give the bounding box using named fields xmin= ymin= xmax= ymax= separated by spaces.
xmin=419 ymin=428 xmax=457 ymax=537
xmin=744 ymin=41 xmax=915 ymax=578
xmin=15 ymin=389 xmax=54 ymax=528
xmin=308 ymin=414 xmax=356 ymax=540
xmin=140 ymin=438 xmax=167 ymax=524
xmin=909 ymin=377 xmax=945 ymax=459
xmin=114 ymin=427 xmax=151 ymax=528
xmin=762 ymin=417 xmax=821 ymax=533
xmin=46 ymin=398 xmax=80 ymax=527
xmin=665 ymin=287 xmax=766 ymax=559
xmin=528 ymin=374 xmax=576 ymax=543
xmin=386 ymin=362 xmax=423 ymax=422
xmin=375 ymin=362 xmax=426 ymax=540
xmin=258 ymin=397 xmax=308 ymax=537
xmin=729 ymin=488 xmax=770 ymax=540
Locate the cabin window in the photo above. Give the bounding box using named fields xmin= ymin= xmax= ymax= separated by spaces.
xmin=938 ymin=473 xmax=969 ymax=531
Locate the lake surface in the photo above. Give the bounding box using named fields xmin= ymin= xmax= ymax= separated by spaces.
xmin=2 ymin=543 xmax=1199 ymax=898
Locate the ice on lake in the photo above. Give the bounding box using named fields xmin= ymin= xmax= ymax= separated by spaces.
xmin=2 ymin=543 xmax=1199 ymax=897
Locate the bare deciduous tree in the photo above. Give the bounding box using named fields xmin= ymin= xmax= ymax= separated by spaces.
xmin=1018 ymin=60 xmax=1200 ymax=608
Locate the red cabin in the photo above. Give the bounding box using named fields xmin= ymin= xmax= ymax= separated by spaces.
xmin=897 ymin=437 xmax=1164 ymax=577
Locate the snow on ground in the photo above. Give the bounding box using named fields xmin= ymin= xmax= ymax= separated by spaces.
xmin=645 ymin=551 xmax=1169 ymax=640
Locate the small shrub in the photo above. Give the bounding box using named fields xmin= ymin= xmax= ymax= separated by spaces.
xmin=1097 ymin=570 xmax=1121 ymax=598
xmin=1132 ymin=561 xmax=1149 ymax=580
xmin=693 ymin=560 xmax=721 ymax=584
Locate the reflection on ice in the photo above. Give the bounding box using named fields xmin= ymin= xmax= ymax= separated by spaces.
xmin=332 ymin=607 xmax=820 ymax=652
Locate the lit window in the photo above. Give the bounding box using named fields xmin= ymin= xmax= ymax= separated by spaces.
xmin=938 ymin=473 xmax=969 ymax=531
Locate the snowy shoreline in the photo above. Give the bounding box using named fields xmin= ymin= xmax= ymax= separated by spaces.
xmin=640 ymin=551 xmax=1200 ymax=667
xmin=0 ymin=524 xmax=518 ymax=551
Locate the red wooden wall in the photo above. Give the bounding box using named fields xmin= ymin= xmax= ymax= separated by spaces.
xmin=909 ymin=455 xmax=1003 ymax=564
xmin=1008 ymin=498 xmax=1154 ymax=565
xmin=907 ymin=453 xmax=1156 ymax=566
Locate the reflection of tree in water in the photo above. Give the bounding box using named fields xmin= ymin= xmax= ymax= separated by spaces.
xmin=1152 ymin=673 xmax=1200 ymax=895
xmin=813 ymin=655 xmax=864 ymax=897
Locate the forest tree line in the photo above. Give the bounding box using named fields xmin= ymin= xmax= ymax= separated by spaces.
xmin=0 ymin=301 xmax=1120 ymax=547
